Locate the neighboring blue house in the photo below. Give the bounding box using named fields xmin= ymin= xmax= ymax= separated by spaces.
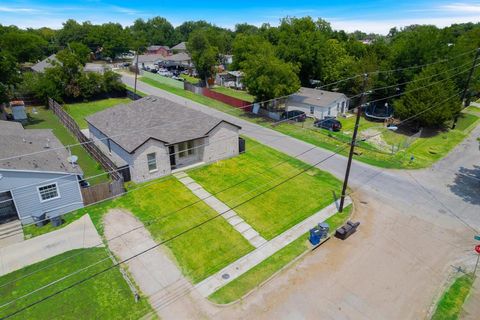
xmin=0 ymin=121 xmax=84 ymax=224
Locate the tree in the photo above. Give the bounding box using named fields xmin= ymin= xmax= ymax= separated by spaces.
xmin=394 ymin=64 xmax=461 ymax=127
xmin=0 ymin=32 xmax=47 ymax=62
xmin=231 ymin=34 xmax=271 ymax=70
xmin=187 ymin=30 xmax=219 ymax=85
xmin=129 ymin=17 xmax=176 ymax=47
xmin=241 ymin=52 xmax=300 ymax=101
xmin=0 ymin=51 xmax=19 ymax=103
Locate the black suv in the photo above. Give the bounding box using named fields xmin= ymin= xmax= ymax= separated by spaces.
xmin=314 ymin=118 xmax=342 ymax=131
xmin=280 ymin=110 xmax=307 ymax=122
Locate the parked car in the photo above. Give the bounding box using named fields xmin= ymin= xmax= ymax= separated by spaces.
xmin=314 ymin=118 xmax=342 ymax=131
xmin=281 ymin=110 xmax=307 ymax=122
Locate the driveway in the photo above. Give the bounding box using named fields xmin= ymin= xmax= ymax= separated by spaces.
xmin=103 ymin=209 xmax=201 ymax=318
xmin=121 ymin=75 xmax=480 ymax=319
xmin=0 ymin=214 xmax=101 ymax=276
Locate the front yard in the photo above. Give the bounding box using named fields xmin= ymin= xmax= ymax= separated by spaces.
xmin=188 ymin=137 xmax=343 ymax=239
xmin=0 ymin=248 xmax=152 ymax=319
xmin=25 ymin=107 xmax=109 ymax=185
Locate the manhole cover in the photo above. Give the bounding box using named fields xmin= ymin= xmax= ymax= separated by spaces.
xmin=222 ymin=273 xmax=230 ymax=280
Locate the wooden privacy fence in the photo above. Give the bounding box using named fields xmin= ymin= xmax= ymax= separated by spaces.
xmin=81 ymin=179 xmax=125 ymax=205
xmin=202 ymin=88 xmax=252 ymax=111
xmin=47 ymin=98 xmax=123 ymax=181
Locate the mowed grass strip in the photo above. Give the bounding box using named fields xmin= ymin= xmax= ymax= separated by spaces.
xmin=209 ymin=205 xmax=352 ymax=304
xmin=211 ymin=86 xmax=255 ymax=102
xmin=25 ymin=107 xmax=109 ymax=185
xmin=64 ymin=98 xmax=131 ymax=129
xmin=0 ymin=248 xmax=153 ymax=320
xmin=431 ymin=274 xmax=474 ymax=320
xmin=188 ymin=137 xmax=343 ymax=240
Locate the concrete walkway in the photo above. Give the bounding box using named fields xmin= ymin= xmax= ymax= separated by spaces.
xmin=195 ymin=196 xmax=352 ymax=297
xmin=103 ymin=209 xmax=194 ymax=316
xmin=174 ymin=171 xmax=267 ymax=248
xmin=0 ymin=214 xmax=101 ymax=276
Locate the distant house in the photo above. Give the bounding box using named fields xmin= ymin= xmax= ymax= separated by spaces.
xmin=171 ymin=42 xmax=187 ymax=53
xmin=134 ymin=54 xmax=164 ymax=70
xmin=31 ymin=54 xmax=58 ymax=73
xmin=146 ymin=45 xmax=171 ymax=56
xmin=286 ymin=87 xmax=349 ymax=119
xmin=215 ymin=71 xmax=244 ymax=89
xmin=84 ymin=63 xmax=110 ymax=74
xmin=86 ymin=96 xmax=241 ymax=183
xmin=0 ymin=121 xmax=84 ymax=224
xmin=157 ymin=52 xmax=192 ymax=68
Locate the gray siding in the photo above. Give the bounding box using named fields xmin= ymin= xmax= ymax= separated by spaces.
xmin=0 ymin=170 xmax=84 ymax=223
xmin=88 ymin=124 xmax=131 ymax=167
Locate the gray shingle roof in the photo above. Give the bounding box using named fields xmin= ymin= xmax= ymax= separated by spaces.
xmin=172 ymin=42 xmax=187 ymax=51
xmin=288 ymin=87 xmax=347 ymax=108
xmin=85 ymin=96 xmax=241 ymax=153
xmin=135 ymin=54 xmax=164 ymax=63
xmin=0 ymin=121 xmax=82 ymax=174
xmin=31 ymin=54 xmax=58 ymax=73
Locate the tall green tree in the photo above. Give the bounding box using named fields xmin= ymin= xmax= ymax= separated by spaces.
xmin=394 ymin=64 xmax=461 ymax=127
xmin=0 ymin=51 xmax=19 ymax=103
xmin=187 ymin=30 xmax=219 ymax=85
xmin=241 ymin=52 xmax=300 ymax=101
xmin=0 ymin=32 xmax=48 ymax=62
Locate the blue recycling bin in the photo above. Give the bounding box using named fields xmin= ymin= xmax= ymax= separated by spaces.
xmin=309 ymin=228 xmax=321 ymax=245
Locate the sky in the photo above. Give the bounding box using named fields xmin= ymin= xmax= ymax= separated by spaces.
xmin=1 ymin=0 xmax=479 ymax=34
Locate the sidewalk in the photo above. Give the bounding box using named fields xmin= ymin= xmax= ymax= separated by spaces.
xmin=174 ymin=171 xmax=267 ymax=248
xmin=0 ymin=214 xmax=101 ymax=276
xmin=194 ymin=196 xmax=352 ymax=297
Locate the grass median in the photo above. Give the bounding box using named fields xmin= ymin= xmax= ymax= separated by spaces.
xmin=431 ymin=274 xmax=474 ymax=320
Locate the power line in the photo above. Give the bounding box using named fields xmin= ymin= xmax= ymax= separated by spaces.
xmin=2 ymin=86 xmax=476 ymax=317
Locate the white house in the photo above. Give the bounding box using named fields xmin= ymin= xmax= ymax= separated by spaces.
xmin=286 ymin=87 xmax=349 ymax=119
xmin=86 ymin=96 xmax=242 ymax=183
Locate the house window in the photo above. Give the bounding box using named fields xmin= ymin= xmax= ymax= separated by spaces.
xmin=38 ymin=183 xmax=60 ymax=202
xmin=178 ymin=141 xmax=195 ymax=158
xmin=107 ymin=139 xmax=112 ymax=154
xmin=341 ymin=101 xmax=345 ymax=113
xmin=147 ymin=153 xmax=157 ymax=172
xmin=337 ymin=103 xmax=340 ymax=112
xmin=328 ymin=107 xmax=331 ymax=116
xmin=310 ymin=106 xmax=315 ymax=114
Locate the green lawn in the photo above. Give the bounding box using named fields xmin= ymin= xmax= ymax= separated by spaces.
xmin=431 ymin=274 xmax=474 ymax=320
xmin=465 ymin=105 xmax=480 ymax=114
xmin=125 ymin=85 xmax=148 ymax=97
xmin=0 ymin=248 xmax=153 ymax=319
xmin=188 ymin=137 xmax=343 ymax=240
xmin=211 ymin=86 xmax=255 ymax=102
xmin=25 ymin=107 xmax=109 ymax=185
xmin=180 ymin=74 xmax=200 ymax=85
xmin=209 ymin=205 xmax=352 ymax=304
xmin=139 ymin=77 xmax=479 ymax=169
xmin=23 ymin=176 xmax=253 ymax=283
xmin=64 ymin=98 xmax=131 ymax=129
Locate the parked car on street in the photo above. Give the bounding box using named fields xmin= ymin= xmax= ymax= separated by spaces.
xmin=314 ymin=118 xmax=342 ymax=131
xmin=281 ymin=110 xmax=307 ymax=122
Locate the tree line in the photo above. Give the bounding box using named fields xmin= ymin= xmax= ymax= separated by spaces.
xmin=1 ymin=17 xmax=479 ymax=126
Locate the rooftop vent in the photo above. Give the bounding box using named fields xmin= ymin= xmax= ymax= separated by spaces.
xmin=44 ymin=138 xmax=50 ymax=149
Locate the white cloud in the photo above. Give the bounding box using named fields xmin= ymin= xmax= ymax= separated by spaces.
xmin=0 ymin=6 xmax=41 ymax=13
xmin=440 ymin=2 xmax=480 ymax=13
xmin=329 ymin=15 xmax=480 ymax=34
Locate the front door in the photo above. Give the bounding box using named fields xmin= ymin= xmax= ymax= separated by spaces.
xmin=0 ymin=191 xmax=18 ymax=224
xmin=169 ymin=146 xmax=176 ymax=169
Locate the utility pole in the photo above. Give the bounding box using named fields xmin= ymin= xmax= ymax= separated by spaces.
xmin=452 ymin=47 xmax=480 ymax=129
xmin=339 ymin=74 xmax=368 ymax=212
xmin=134 ymin=49 xmax=139 ymax=95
